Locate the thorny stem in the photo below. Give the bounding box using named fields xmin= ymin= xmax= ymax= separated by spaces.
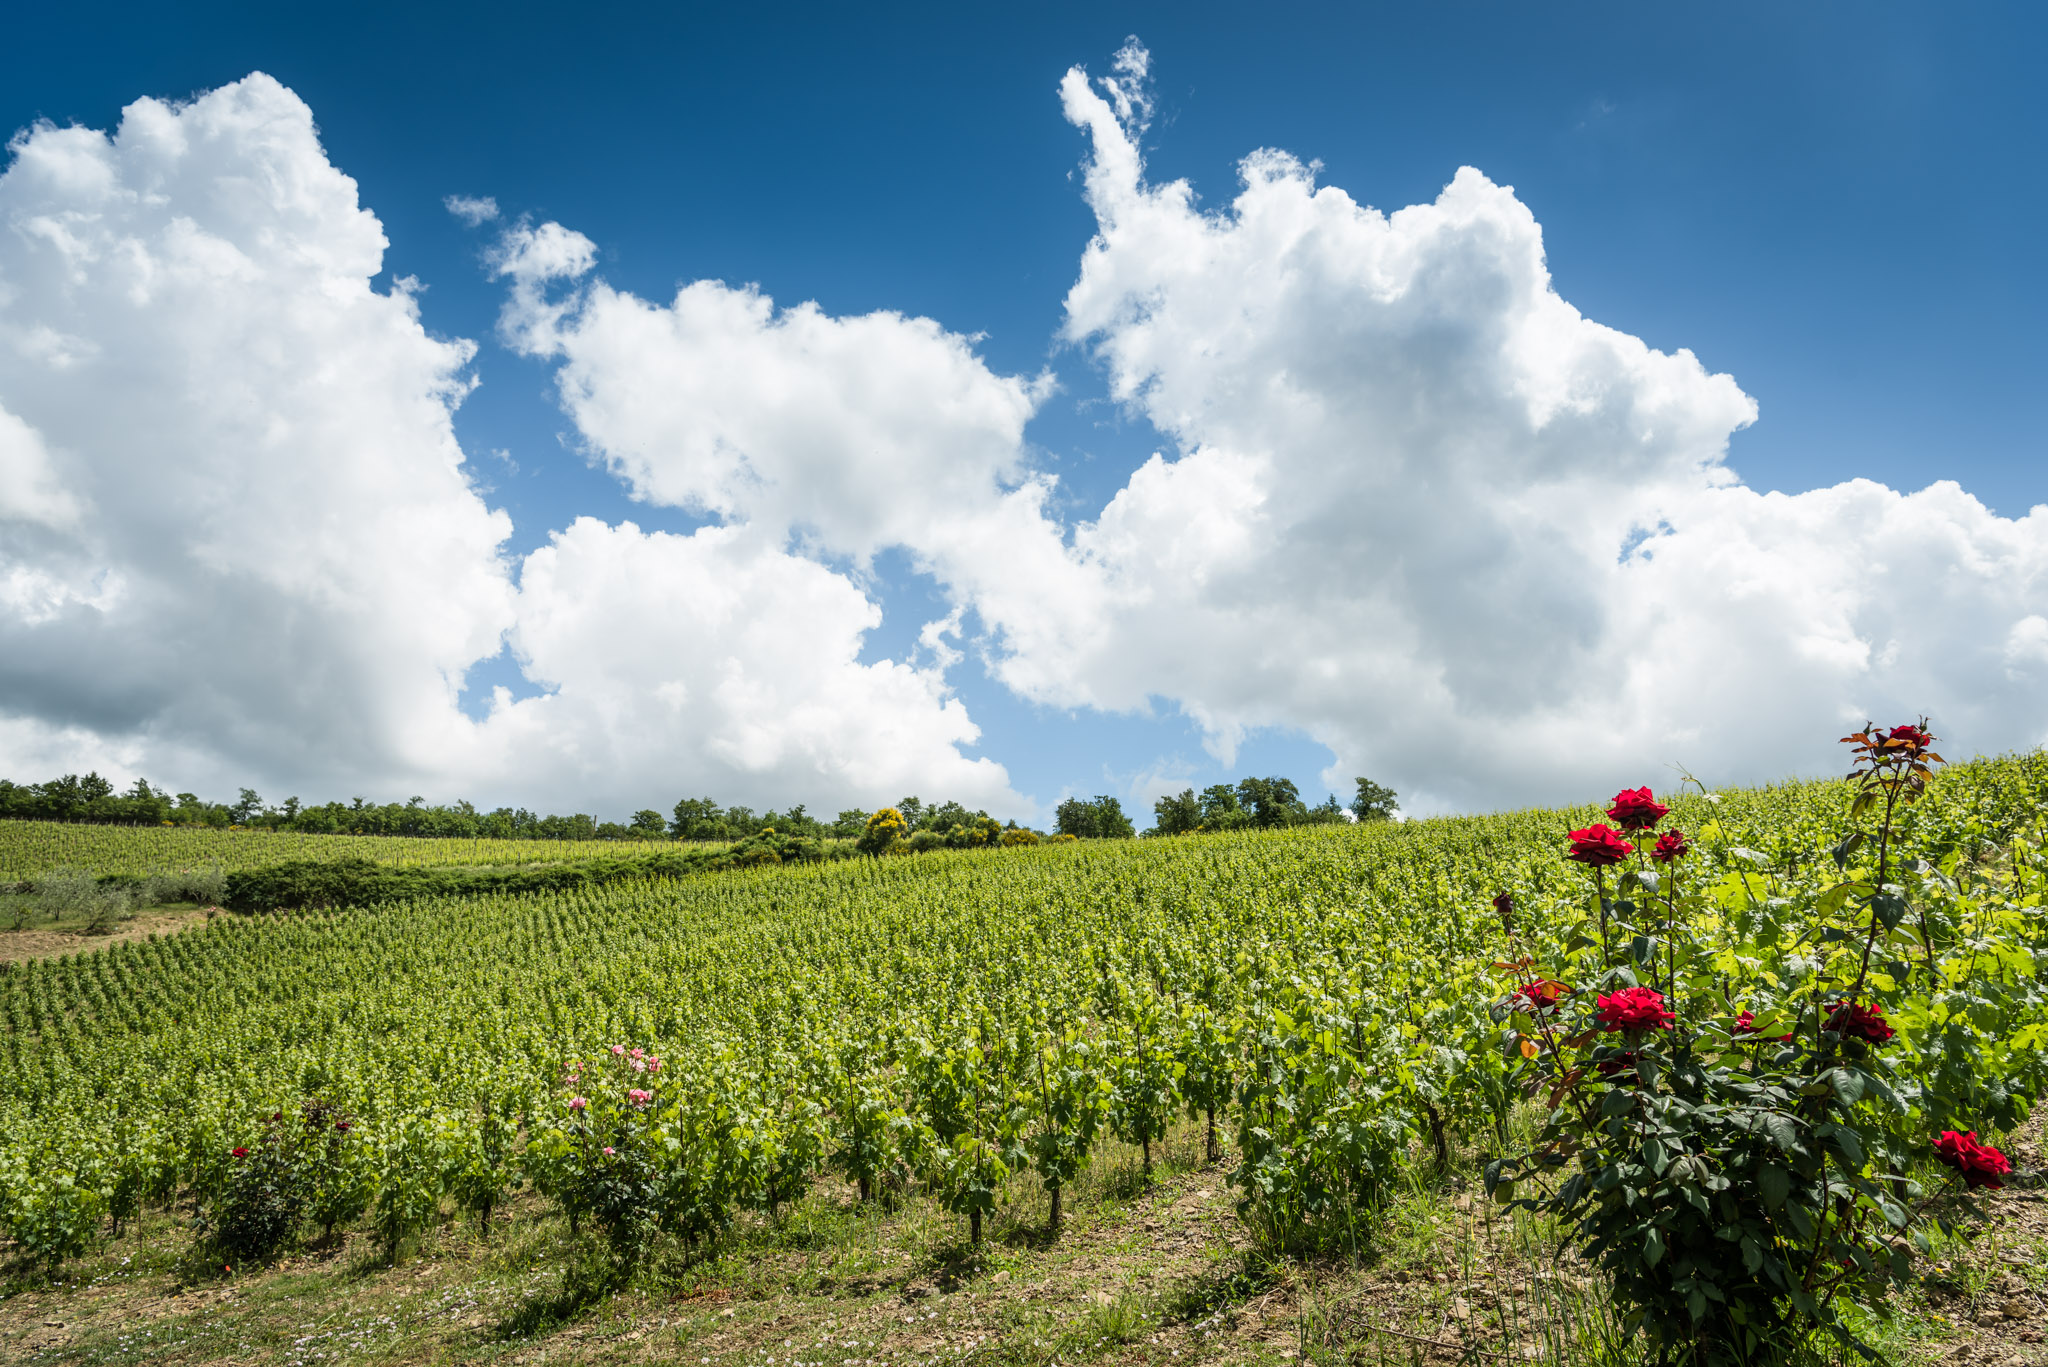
xmin=1595 ymin=866 xmax=1612 ymax=969
xmin=1849 ymin=772 xmax=1904 ymax=1003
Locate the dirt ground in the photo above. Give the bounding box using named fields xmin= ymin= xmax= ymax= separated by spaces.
xmin=0 ymin=907 xmax=212 ymax=964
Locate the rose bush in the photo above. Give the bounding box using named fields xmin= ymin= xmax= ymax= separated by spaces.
xmin=1488 ymin=729 xmax=2039 ymax=1365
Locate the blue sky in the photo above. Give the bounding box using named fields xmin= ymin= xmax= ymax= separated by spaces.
xmin=1 ymin=3 xmax=2042 ymax=822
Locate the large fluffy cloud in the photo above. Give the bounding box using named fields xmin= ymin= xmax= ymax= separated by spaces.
xmin=0 ymin=76 xmax=517 ymax=793
xmin=0 ymin=77 xmax=1025 ymax=815
xmin=454 ymin=518 xmax=1012 ymax=810
xmin=495 ymin=237 xmax=1057 ymax=573
xmin=965 ymin=54 xmax=2048 ymax=810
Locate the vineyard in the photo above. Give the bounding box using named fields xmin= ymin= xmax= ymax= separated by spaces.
xmin=1 ymin=744 xmax=2045 ymax=1365
xmin=0 ymin=820 xmax=728 ymax=880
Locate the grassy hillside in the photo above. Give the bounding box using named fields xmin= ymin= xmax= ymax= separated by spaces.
xmin=1 ymin=756 xmax=2044 ymax=1364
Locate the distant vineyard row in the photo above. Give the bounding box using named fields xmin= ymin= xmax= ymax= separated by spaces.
xmin=0 ymin=820 xmax=705 ymax=880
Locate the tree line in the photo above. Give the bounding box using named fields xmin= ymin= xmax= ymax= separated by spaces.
xmin=0 ymin=770 xmax=1397 ymax=844
xmin=1144 ymin=775 xmax=1398 ymax=835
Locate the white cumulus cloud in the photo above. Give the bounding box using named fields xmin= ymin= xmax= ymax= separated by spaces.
xmin=496 ymin=249 xmax=1053 ymax=568
xmin=0 ymin=76 xmax=1028 ymax=817
xmin=454 ymin=518 xmax=1017 ymax=813
xmin=0 ymin=75 xmax=518 ymax=797
xmin=952 ymin=49 xmax=2048 ymax=811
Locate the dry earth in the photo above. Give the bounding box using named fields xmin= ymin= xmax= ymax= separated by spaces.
xmin=0 ymin=907 xmax=212 ymax=965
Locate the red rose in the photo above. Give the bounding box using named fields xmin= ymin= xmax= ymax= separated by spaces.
xmin=335 ymin=1121 xmax=352 ymax=1133
xmin=1595 ymin=986 xmax=1675 ymax=1032
xmin=1604 ymin=787 xmax=1669 ymax=832
xmin=1883 ymin=723 xmax=1933 ymax=752
xmin=230 ymin=1147 xmax=250 ymax=1159
xmin=1514 ymin=979 xmax=1569 ymax=1010
xmin=1650 ymin=830 xmax=1691 ymax=863
xmin=1492 ymin=892 xmax=1514 ymax=929
xmin=1733 ymin=1010 xmax=1794 ymax=1043
xmin=1934 ymin=1130 xmax=2012 ymax=1190
xmin=1567 ymin=824 xmax=1636 ymax=867
xmin=1825 ymin=1001 xmax=1894 ymax=1045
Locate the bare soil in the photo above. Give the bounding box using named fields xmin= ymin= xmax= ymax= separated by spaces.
xmin=0 ymin=906 xmax=212 ymax=964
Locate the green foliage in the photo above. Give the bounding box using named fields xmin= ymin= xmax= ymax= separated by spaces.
xmin=202 ymin=1119 xmax=308 ymax=1266
xmin=1151 ymin=789 xmax=1202 ymax=836
xmin=219 ymin=833 xmax=855 ymax=912
xmin=1351 ymin=777 xmax=1399 ymax=822
xmin=301 ymin=1103 xmax=375 ymax=1240
xmin=1487 ymin=730 xmax=2048 ymax=1363
xmin=857 ymin=807 xmax=909 ymax=856
xmin=1233 ymin=972 xmax=1413 ymax=1254
xmin=1104 ymin=980 xmax=1182 ymax=1173
xmin=0 ymin=742 xmax=2038 ymax=1350
xmin=0 ymin=1155 xmax=106 ymax=1272
xmin=1022 ymin=1025 xmax=1109 ymax=1231
xmin=1055 ymin=795 xmax=1136 ymax=839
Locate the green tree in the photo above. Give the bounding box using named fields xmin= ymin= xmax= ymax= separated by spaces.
xmin=1151 ymin=788 xmax=1201 ymax=836
xmin=1350 ymin=777 xmax=1399 ymax=822
xmin=1056 ymin=795 xmax=1136 ymax=839
xmin=857 ymin=807 xmax=909 ymax=856
xmin=670 ymin=796 xmax=722 ymax=840
xmin=628 ymin=809 xmax=668 ymax=837
xmin=1235 ymin=776 xmax=1304 ymax=828
xmin=1304 ymin=794 xmax=1348 ymax=825
xmin=1197 ymin=784 xmax=1249 ymax=830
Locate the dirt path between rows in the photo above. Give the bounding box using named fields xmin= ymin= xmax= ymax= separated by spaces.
xmin=0 ymin=907 xmax=212 ymax=964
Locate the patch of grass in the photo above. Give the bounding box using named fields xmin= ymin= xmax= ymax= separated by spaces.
xmin=4 ymin=1112 xmax=2041 ymax=1367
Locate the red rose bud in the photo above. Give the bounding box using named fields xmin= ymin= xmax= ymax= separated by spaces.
xmin=1514 ymin=979 xmax=1569 ymax=1010
xmin=230 ymin=1147 xmax=250 ymax=1158
xmin=335 ymin=1121 xmax=351 ymax=1132
xmin=1934 ymin=1130 xmax=2012 ymax=1190
xmin=1733 ymin=1010 xmax=1795 ymax=1042
xmin=1594 ymin=986 xmax=1675 ymax=1032
xmin=1825 ymin=1000 xmax=1895 ymax=1045
xmin=1596 ymin=1049 xmax=1638 ymax=1077
xmin=1650 ymin=830 xmax=1691 ymax=863
xmin=1492 ymin=892 xmax=1514 ymax=930
xmin=1604 ymin=786 xmax=1670 ymax=832
xmin=1731 ymin=1010 xmax=1795 ymax=1042
xmin=1567 ymin=824 xmax=1636 ymax=866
